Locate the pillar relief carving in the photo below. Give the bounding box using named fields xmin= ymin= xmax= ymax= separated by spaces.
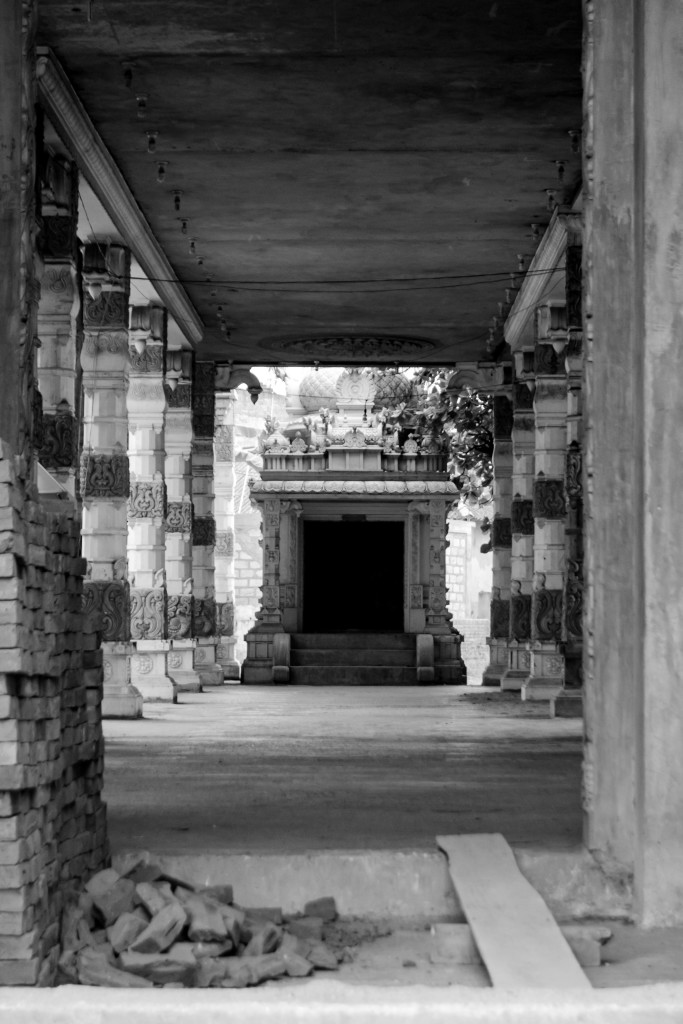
xmin=167 ymin=595 xmax=192 ymax=639
xmin=167 ymin=382 xmax=192 ymax=408
xmin=39 ymin=399 xmax=76 ymax=469
xmin=193 ymin=597 xmax=216 ymax=637
xmin=214 ymin=424 xmax=234 ymax=461
xmin=82 ymin=579 xmax=129 ymax=642
xmin=531 ymin=577 xmax=563 ymax=642
xmin=490 ymin=592 xmax=511 ymax=638
xmin=491 ymin=516 xmax=512 ymax=548
xmin=130 ymin=588 xmax=166 ymax=640
xmin=80 ymin=446 xmax=130 ymax=499
xmin=193 ymin=515 xmax=216 ymax=547
xmin=166 ymin=499 xmax=193 ymax=534
xmin=128 ymin=478 xmax=166 ymax=519
xmin=533 ymin=477 xmax=567 ymax=519
xmin=510 ymin=587 xmax=532 ymax=640
xmin=566 ymin=443 xmax=583 ymax=509
xmin=511 ymin=499 xmax=534 ymax=535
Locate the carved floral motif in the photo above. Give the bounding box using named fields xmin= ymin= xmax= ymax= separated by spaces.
xmin=166 ymin=500 xmax=193 ymax=533
xmin=128 ymin=480 xmax=165 ymax=519
xmin=278 ymin=336 xmax=435 ymax=359
xmin=82 ymin=580 xmax=129 ymax=642
xmin=533 ymin=477 xmax=567 ymax=519
xmin=40 ymin=400 xmax=75 ymax=469
xmin=566 ymin=444 xmax=583 ymax=509
xmin=130 ymin=588 xmax=166 ymax=640
xmin=511 ymin=499 xmax=534 ymax=535
xmin=534 ymin=343 xmax=560 ymax=375
xmin=167 ymin=595 xmax=192 ymax=639
xmin=83 ymin=290 xmax=128 ymax=329
xmin=193 ymin=597 xmax=216 ymax=637
xmin=193 ymin=516 xmax=216 ymax=546
xmin=167 ymin=383 xmax=192 ymax=408
xmin=491 ymin=517 xmax=512 ymax=549
xmin=531 ymin=587 xmax=563 ymax=642
xmin=490 ymin=598 xmax=510 ymax=639
xmin=510 ymin=594 xmax=532 ymax=640
xmin=80 ymin=449 xmax=130 ymax=499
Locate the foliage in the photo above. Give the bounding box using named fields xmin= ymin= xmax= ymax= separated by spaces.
xmin=398 ymin=368 xmax=494 ymax=499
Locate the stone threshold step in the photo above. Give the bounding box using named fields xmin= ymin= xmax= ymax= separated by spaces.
xmin=290 ymin=667 xmax=417 ymax=684
xmin=291 ymin=649 xmax=415 ymax=667
xmin=292 ymin=633 xmax=415 ymax=650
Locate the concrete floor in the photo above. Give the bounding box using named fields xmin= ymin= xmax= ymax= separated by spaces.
xmin=103 ymin=686 xmax=582 ymax=857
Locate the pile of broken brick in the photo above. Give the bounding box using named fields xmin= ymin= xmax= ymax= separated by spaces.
xmin=57 ymin=860 xmax=345 ymax=988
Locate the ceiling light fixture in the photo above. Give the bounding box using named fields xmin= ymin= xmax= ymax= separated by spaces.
xmin=146 ymin=131 xmax=159 ymax=154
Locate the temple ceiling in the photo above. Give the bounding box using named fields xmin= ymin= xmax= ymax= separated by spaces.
xmin=37 ymin=0 xmax=582 ymax=365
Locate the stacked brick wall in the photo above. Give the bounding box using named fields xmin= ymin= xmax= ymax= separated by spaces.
xmin=452 ymin=617 xmax=489 ymax=686
xmin=0 ymin=443 xmax=107 ymax=984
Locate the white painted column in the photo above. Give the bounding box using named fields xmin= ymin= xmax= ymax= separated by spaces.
xmin=80 ymin=242 xmax=141 ymax=718
xmin=191 ymin=360 xmax=223 ymax=685
xmin=164 ymin=350 xmax=201 ymax=692
xmin=213 ymin=392 xmax=240 ymax=679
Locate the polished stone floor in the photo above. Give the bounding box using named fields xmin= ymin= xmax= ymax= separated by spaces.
xmin=103 ymin=686 xmax=583 ymax=857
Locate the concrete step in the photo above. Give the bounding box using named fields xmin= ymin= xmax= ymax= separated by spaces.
xmin=291 ymin=648 xmax=415 ymax=668
xmin=292 ymin=633 xmax=414 ymax=651
xmin=289 ymin=666 xmax=417 ymax=685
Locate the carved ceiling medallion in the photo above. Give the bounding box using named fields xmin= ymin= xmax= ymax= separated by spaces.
xmin=271 ymin=335 xmax=436 ymax=360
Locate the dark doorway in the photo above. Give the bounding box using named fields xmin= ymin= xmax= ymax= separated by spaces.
xmin=303 ymin=520 xmax=404 ymax=632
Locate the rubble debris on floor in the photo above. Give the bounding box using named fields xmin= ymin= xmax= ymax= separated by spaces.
xmin=56 ymin=860 xmax=347 ymax=989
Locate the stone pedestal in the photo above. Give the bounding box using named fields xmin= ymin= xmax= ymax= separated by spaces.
xmin=132 ymin=640 xmax=175 ymax=702
xmin=102 ymin=641 xmax=142 ymax=718
xmin=167 ymin=639 xmax=200 ymax=693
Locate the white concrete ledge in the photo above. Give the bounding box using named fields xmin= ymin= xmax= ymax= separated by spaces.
xmin=111 ymin=844 xmax=631 ymax=923
xmin=4 ymin=980 xmax=683 ymax=1023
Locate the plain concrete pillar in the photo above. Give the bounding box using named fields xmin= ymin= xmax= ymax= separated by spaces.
xmin=584 ymin=0 xmax=683 ymax=924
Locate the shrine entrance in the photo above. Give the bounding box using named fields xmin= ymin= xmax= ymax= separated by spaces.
xmin=303 ymin=520 xmax=405 ymax=633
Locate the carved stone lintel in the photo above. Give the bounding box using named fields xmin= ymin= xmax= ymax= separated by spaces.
xmin=128 ymin=480 xmax=165 ymax=519
xmin=130 ymin=587 xmax=166 ymax=640
xmin=193 ymin=515 xmax=216 ymax=546
xmin=167 ymin=594 xmax=192 ymax=639
xmin=81 ymin=449 xmax=130 ymax=499
xmin=82 ymin=580 xmax=130 ymax=642
xmin=533 ymin=477 xmax=567 ymax=520
xmin=531 ymin=587 xmax=563 ymax=642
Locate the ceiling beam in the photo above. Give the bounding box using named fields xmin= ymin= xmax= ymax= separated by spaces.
xmin=36 ymin=47 xmax=203 ymax=347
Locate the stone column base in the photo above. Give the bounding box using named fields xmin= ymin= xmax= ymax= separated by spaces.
xmin=482 ymin=638 xmax=508 ymax=687
xmin=242 ymin=631 xmax=277 ymax=684
xmin=501 ymin=641 xmax=531 ymax=692
xmin=521 ymin=644 xmax=565 ymax=702
xmin=550 ymin=688 xmax=584 ymax=718
xmin=167 ymin=640 xmax=202 ymax=693
xmin=131 ymin=640 xmax=176 ymax=702
xmin=216 ymin=637 xmax=240 ymax=681
xmin=194 ymin=638 xmax=224 ymax=686
xmin=434 ymin=634 xmax=467 ymax=684
xmin=101 ymin=642 xmax=143 ymax=719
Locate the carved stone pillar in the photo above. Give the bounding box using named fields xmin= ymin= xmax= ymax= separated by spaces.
xmin=191 ymin=360 xmax=223 ymax=685
xmin=424 ymin=498 xmax=452 ymax=634
xmin=126 ymin=305 xmax=174 ymax=701
xmin=407 ymin=501 xmax=429 ymax=634
xmin=279 ymin=499 xmax=303 ymax=634
xmin=164 ymin=351 xmax=202 ymax=692
xmin=213 ymin=392 xmax=240 ymax=679
xmin=483 ymin=394 xmax=513 ymax=686
xmin=502 ymin=381 xmax=535 ymax=690
xmin=36 ymin=153 xmax=80 ymax=496
xmin=242 ymin=494 xmax=285 ymax=684
xmin=523 ymin=328 xmax=567 ymax=701
xmin=80 ymin=242 xmax=141 ymax=718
